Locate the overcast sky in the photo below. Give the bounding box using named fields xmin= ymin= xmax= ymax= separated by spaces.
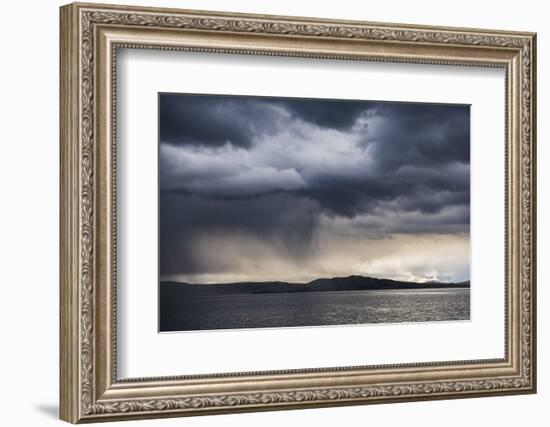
xmin=159 ymin=93 xmax=470 ymax=284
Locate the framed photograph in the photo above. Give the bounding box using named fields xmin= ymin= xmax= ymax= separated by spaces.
xmin=60 ymin=2 xmax=537 ymax=423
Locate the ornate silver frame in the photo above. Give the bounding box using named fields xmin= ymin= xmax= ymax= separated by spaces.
xmin=60 ymin=2 xmax=537 ymax=423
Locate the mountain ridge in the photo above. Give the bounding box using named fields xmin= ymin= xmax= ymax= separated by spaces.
xmin=160 ymin=275 xmax=470 ymax=299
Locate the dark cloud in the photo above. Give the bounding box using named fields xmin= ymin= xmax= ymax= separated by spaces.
xmin=280 ymin=98 xmax=370 ymax=130
xmin=347 ymin=205 xmax=470 ymax=238
xmin=159 ymin=94 xmax=283 ymax=148
xmin=299 ymin=161 xmax=469 ymax=217
xmin=160 ymin=192 xmax=319 ymax=277
xmin=363 ymin=102 xmax=470 ymax=170
xmin=158 ymin=93 xmax=470 ymax=278
xmin=159 ymin=94 xmax=373 ymax=148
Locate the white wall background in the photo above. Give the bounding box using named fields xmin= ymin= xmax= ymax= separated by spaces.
xmin=0 ymin=0 xmax=545 ymax=425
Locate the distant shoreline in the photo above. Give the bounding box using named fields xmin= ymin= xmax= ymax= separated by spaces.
xmin=161 ymin=275 xmax=470 ymax=299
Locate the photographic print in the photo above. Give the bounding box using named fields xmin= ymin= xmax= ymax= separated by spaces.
xmin=159 ymin=93 xmax=470 ymax=332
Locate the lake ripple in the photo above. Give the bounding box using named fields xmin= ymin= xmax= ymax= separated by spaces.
xmin=160 ymin=288 xmax=470 ymax=332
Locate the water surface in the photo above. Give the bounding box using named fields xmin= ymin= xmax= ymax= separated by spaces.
xmin=160 ymin=288 xmax=470 ymax=332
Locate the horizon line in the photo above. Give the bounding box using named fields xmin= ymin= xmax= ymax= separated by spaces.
xmin=160 ymin=274 xmax=471 ymax=286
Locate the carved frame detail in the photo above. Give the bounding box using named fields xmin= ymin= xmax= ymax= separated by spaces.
xmin=60 ymin=2 xmax=536 ymax=423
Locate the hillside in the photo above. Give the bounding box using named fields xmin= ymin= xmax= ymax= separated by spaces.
xmin=160 ymin=276 xmax=470 ymax=299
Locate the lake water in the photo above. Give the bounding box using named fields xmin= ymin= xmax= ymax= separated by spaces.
xmin=159 ymin=288 xmax=470 ymax=332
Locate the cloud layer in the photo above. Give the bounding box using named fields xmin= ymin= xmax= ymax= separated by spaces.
xmin=159 ymin=94 xmax=470 ymax=283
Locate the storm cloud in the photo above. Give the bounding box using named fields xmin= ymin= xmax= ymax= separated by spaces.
xmin=159 ymin=93 xmax=470 ymax=283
